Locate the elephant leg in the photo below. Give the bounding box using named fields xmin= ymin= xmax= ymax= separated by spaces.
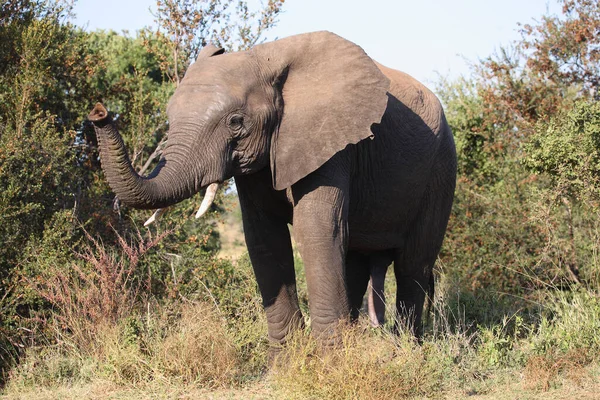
xmin=345 ymin=251 xmax=370 ymax=321
xmin=393 ymin=190 xmax=450 ymax=338
xmin=235 ymin=173 xmax=303 ymax=345
xmin=393 ymin=258 xmax=433 ymax=338
xmin=292 ymin=156 xmax=351 ymax=340
xmin=367 ymin=252 xmax=392 ymax=327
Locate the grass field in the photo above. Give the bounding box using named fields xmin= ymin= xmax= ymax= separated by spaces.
xmin=3 ymin=277 xmax=598 ymax=399
xmin=2 ymin=201 xmax=599 ymax=399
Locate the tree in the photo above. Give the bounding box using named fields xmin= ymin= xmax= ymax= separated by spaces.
xmin=0 ymin=0 xmax=91 ymax=374
xmin=0 ymin=0 xmax=286 ymax=376
xmin=146 ymin=0 xmax=284 ymax=86
xmin=438 ymin=0 xmax=600 ymax=294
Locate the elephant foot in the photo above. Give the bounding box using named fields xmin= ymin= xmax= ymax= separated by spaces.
xmin=310 ymin=318 xmax=353 ymax=349
xmin=266 ymin=342 xmax=285 ymax=369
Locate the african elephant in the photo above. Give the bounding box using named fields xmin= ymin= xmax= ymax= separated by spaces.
xmin=88 ymin=31 xmax=456 ymax=343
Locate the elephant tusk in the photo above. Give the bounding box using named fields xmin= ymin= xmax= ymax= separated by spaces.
xmin=144 ymin=208 xmax=166 ymax=227
xmin=144 ymin=183 xmax=218 ymax=225
xmin=195 ymin=183 xmax=219 ymax=218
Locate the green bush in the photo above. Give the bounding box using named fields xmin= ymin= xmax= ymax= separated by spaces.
xmin=531 ymin=290 xmax=600 ymax=356
xmin=525 ymin=100 xmax=600 ymax=201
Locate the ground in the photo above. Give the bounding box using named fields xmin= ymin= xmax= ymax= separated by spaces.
xmin=4 ymin=375 xmax=600 ymax=400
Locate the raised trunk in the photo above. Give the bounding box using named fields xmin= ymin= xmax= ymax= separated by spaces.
xmin=88 ymin=103 xmax=201 ymax=210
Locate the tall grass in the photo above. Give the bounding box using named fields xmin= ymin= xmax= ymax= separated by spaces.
xmin=4 ymin=230 xmax=268 ymax=394
xmin=29 ymin=229 xmax=169 ymax=350
xmin=4 ymin=227 xmax=600 ymax=398
xmin=269 ymin=275 xmax=600 ymax=399
xmin=5 ymin=282 xmax=599 ymax=398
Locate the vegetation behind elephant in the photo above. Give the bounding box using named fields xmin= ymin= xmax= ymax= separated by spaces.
xmin=89 ymin=31 xmax=457 ymax=344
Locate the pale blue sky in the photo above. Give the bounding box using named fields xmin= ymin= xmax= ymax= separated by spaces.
xmin=74 ymin=0 xmax=561 ymax=85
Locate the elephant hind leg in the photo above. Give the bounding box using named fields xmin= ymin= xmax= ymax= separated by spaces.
xmin=394 ymin=190 xmax=452 ymax=338
xmin=393 ymin=258 xmax=434 ymax=338
xmin=345 ymin=250 xmax=393 ymax=326
xmin=367 ymin=252 xmax=392 ymax=327
xmin=345 ymin=251 xmax=370 ymax=321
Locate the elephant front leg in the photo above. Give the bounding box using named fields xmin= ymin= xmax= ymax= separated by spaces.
xmin=244 ymin=223 xmax=304 ymax=345
xmin=236 ymin=176 xmax=304 ymax=346
xmin=292 ymin=173 xmax=350 ymax=340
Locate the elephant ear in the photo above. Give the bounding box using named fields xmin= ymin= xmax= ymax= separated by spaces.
xmin=253 ymin=31 xmax=390 ymax=190
xmin=185 ymin=44 xmax=225 ymax=77
xmin=198 ymin=44 xmax=225 ymax=58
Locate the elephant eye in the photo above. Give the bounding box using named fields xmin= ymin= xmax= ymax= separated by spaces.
xmin=228 ymin=114 xmax=245 ymax=133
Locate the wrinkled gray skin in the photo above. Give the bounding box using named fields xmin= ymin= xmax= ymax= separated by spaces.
xmin=89 ymin=31 xmax=456 ymax=343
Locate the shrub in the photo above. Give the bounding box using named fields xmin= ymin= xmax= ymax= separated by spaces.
xmin=27 ymin=228 xmax=168 ymax=349
xmin=6 ymin=301 xmax=253 ymax=390
xmin=525 ymin=101 xmax=600 ymax=201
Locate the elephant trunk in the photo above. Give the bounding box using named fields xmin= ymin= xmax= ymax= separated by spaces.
xmin=88 ymin=103 xmax=202 ymax=210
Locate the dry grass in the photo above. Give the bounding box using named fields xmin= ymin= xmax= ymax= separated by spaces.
xmin=4 ymin=293 xmax=600 ymax=399
xmin=4 ymin=216 xmax=600 ymax=399
xmin=523 ymin=351 xmax=590 ymax=392
xmin=91 ymin=300 xmax=251 ymax=387
xmin=269 ymin=321 xmax=451 ymax=400
xmin=31 ymin=228 xmax=169 ymax=349
xmin=153 ymin=302 xmax=240 ymax=385
xmin=4 ymin=300 xmax=251 ymax=394
xmin=1 ymin=380 xmax=277 ymax=399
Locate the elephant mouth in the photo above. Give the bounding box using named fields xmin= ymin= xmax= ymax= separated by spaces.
xmin=144 ymin=182 xmax=220 ymax=226
xmin=231 ymin=149 xmax=267 ymax=175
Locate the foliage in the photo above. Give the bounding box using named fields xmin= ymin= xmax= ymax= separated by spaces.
xmin=436 ymin=78 xmax=496 ymax=183
xmin=0 ymin=1 xmax=89 ymax=282
xmin=448 ymin=0 xmax=600 ymax=189
xmin=0 ymin=0 xmax=285 ymax=382
xmin=525 ymin=100 xmax=600 ymax=201
xmin=441 ymin=96 xmax=600 ymax=291
xmin=521 ymin=0 xmax=600 ymax=99
xmin=32 ymin=229 xmax=169 ymax=349
xmin=0 ymin=1 xmax=92 ymax=373
xmin=146 ymin=0 xmax=285 ymax=85
xmin=438 ymin=0 xmax=600 ymax=295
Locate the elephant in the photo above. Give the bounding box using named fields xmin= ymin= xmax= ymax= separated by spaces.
xmin=88 ymin=31 xmax=457 ymax=343
xmin=366 ymin=260 xmax=435 ymax=329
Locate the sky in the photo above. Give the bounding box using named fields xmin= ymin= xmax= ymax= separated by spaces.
xmin=73 ymin=0 xmax=562 ymax=86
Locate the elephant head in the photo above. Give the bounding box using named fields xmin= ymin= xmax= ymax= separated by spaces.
xmin=89 ymin=31 xmax=390 ymax=212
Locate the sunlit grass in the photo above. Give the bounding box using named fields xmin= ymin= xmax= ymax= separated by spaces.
xmin=4 ymin=251 xmax=600 ymax=399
